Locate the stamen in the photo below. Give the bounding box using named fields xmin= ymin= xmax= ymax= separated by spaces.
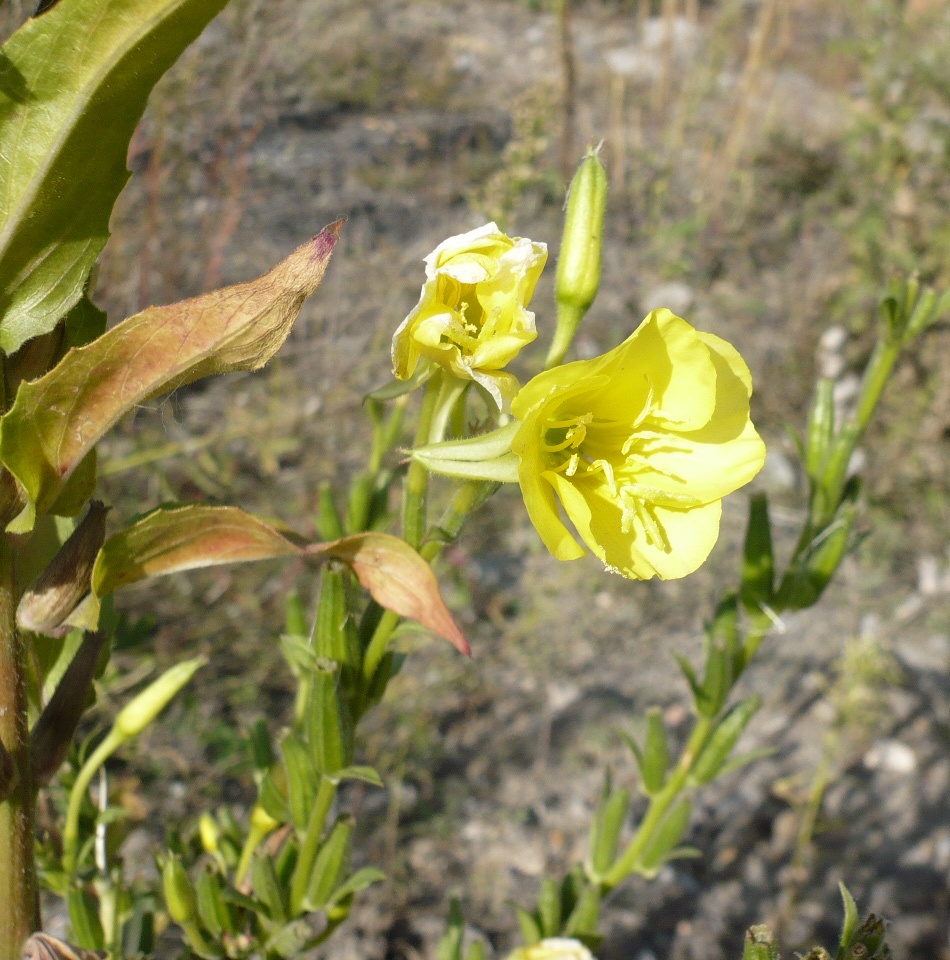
xmin=544 ymin=425 xmax=586 ymax=453
xmin=586 ymin=458 xmax=617 ymax=495
xmin=624 ymin=452 xmax=685 ymax=483
xmin=547 ymin=413 xmax=593 ymax=430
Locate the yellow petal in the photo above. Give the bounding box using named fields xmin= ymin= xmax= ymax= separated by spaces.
xmin=592 ymin=309 xmax=716 ymax=430
xmin=632 ymin=328 xmax=765 ymax=503
xmin=512 ymin=404 xmax=586 ymax=561
xmin=550 ymin=471 xmax=723 ymax=579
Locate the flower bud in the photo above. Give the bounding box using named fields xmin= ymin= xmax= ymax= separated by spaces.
xmin=392 ymin=223 xmax=547 ymax=409
xmin=199 ymin=812 xmax=221 ymax=858
xmin=548 ymin=147 xmax=607 ymax=368
xmin=161 ymin=856 xmax=198 ymax=925
xmin=743 ymin=926 xmax=780 ymax=960
xmin=113 ymin=657 xmax=205 ymax=741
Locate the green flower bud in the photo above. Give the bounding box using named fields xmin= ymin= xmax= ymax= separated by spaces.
xmin=743 ymin=926 xmax=780 ymax=960
xmin=113 ymin=657 xmax=205 ymax=741
xmin=161 ymin=856 xmax=198 ymax=925
xmin=199 ymin=812 xmax=221 ymax=858
xmin=548 ymin=146 xmax=607 ymax=368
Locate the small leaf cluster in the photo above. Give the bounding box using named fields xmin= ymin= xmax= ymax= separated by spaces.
xmin=742 ymin=887 xmax=890 ymax=960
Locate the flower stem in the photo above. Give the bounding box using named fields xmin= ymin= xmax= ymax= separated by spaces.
xmin=813 ymin=335 xmax=900 ymax=531
xmin=362 ymin=610 xmax=399 ymax=686
xmin=290 ymin=776 xmax=337 ymax=914
xmin=402 ymin=374 xmax=442 ymax=551
xmin=63 ymin=730 xmax=122 ymax=876
xmin=0 ymin=533 xmax=39 ymax=959
xmin=602 ymin=714 xmax=714 ymax=889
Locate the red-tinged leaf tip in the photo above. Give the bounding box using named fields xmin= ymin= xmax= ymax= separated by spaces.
xmin=311 ymin=533 xmax=470 ymax=656
xmin=311 ymin=219 xmax=345 ymax=260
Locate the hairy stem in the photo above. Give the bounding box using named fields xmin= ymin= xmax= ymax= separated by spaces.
xmin=0 ymin=534 xmax=39 ymax=959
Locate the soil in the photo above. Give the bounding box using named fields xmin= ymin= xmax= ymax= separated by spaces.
xmin=30 ymin=0 xmax=950 ymax=958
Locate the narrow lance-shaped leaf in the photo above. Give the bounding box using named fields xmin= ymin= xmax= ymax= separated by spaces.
xmin=0 ymin=223 xmax=342 ymax=524
xmin=86 ymin=505 xmax=469 ymax=653
xmin=0 ymin=0 xmax=231 ymax=353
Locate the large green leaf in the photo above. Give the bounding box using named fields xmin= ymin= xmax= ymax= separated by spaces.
xmin=0 ymin=223 xmax=341 ymax=524
xmin=0 ymin=0 xmax=231 ymax=354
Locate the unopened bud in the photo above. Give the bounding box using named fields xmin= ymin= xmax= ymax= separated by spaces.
xmin=199 ymin=812 xmax=221 ymax=857
xmin=162 ymin=856 xmax=198 ymax=925
xmin=114 ymin=658 xmax=205 ymax=741
xmin=548 ymin=147 xmax=607 ymax=368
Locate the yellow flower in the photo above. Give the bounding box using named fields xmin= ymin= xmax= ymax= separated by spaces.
xmin=510 ymin=309 xmax=766 ymax=580
xmin=392 ymin=223 xmax=547 ymax=407
xmin=506 ymin=939 xmax=595 ymax=960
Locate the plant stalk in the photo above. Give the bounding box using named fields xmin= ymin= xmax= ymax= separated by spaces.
xmin=0 ymin=533 xmax=39 ymax=959
xmin=603 ymin=714 xmax=714 ymax=888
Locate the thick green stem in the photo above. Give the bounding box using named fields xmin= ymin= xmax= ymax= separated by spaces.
xmin=0 ymin=534 xmax=39 ymax=959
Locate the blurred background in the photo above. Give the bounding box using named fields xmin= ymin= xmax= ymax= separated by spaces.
xmin=4 ymin=0 xmax=950 ymax=957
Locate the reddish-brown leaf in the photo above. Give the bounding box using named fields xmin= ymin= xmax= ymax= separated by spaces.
xmin=313 ymin=533 xmax=470 ymax=655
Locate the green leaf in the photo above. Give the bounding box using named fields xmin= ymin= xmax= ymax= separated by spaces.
xmin=741 ymin=493 xmax=774 ymax=611
xmin=640 ymin=708 xmax=670 ymax=794
xmin=284 ymin=592 xmax=309 ymax=639
xmin=563 ymin=883 xmax=600 ymax=937
xmin=438 ymin=898 xmax=465 ymax=960
xmin=251 ymin=853 xmax=288 ymax=924
xmin=326 ymin=867 xmax=386 ymax=907
xmin=513 ymin=905 xmax=542 ymax=946
xmin=690 ymin=695 xmax=762 ymax=786
xmin=67 ymin=885 xmax=105 ymax=950
xmin=837 ymin=882 xmax=860 ymax=955
xmin=282 ymin=733 xmax=316 ymax=831
xmin=537 ymin=877 xmax=561 ymax=937
xmin=329 ymin=765 xmax=384 ymax=788
xmin=309 ymin=664 xmax=352 ymax=777
xmin=638 ymin=798 xmax=693 ymax=875
xmin=0 ymin=0 xmax=231 ymax=353
xmin=257 ymin=770 xmax=290 ymax=826
xmin=315 ymin=565 xmax=359 ymax=668
xmin=196 ymin=865 xmax=232 ymax=938
xmin=303 ymin=815 xmax=353 ymax=911
xmin=805 ymin=379 xmax=836 ymax=481
xmin=0 ymin=224 xmax=341 ymax=520
xmin=589 ymin=777 xmax=629 ymax=876
xmin=264 ymin=920 xmax=314 ymax=959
